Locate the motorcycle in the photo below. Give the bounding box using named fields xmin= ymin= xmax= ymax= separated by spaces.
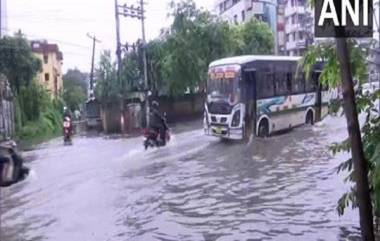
xmin=0 ymin=141 xmax=29 ymax=187
xmin=143 ymin=113 xmax=170 ymax=150
xmin=63 ymin=119 xmax=73 ymax=145
xmin=143 ymin=127 xmax=171 ymax=150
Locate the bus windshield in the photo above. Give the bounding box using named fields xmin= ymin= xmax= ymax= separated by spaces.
xmin=207 ymin=69 xmax=240 ymax=104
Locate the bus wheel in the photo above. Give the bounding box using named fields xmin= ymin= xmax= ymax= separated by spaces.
xmin=306 ymin=111 xmax=314 ymax=125
xmin=258 ymin=119 xmax=269 ymax=138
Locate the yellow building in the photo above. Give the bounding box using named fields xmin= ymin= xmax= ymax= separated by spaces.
xmin=31 ymin=41 xmax=63 ymax=98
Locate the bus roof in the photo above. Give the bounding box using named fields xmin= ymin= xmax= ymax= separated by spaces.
xmin=209 ymin=55 xmax=302 ymax=68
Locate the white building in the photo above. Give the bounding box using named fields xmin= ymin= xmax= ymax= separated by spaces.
xmin=0 ymin=0 xmax=7 ymax=37
xmin=215 ymin=0 xmax=278 ymax=53
xmin=284 ymin=0 xmax=313 ymax=56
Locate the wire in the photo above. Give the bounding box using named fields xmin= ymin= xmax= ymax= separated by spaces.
xmin=1 ymin=27 xmax=91 ymax=50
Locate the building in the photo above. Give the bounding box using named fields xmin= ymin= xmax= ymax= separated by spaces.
xmin=31 ymin=41 xmax=63 ymax=98
xmin=215 ymin=0 xmax=278 ymax=53
xmin=284 ymin=0 xmax=314 ymax=56
xmin=277 ymin=1 xmax=286 ymax=54
xmin=0 ymin=0 xmax=7 ymax=37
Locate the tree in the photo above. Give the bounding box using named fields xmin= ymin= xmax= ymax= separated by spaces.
xmin=94 ymin=51 xmax=119 ymax=104
xmin=0 ymin=33 xmax=42 ymax=93
xmin=63 ymin=69 xmax=88 ymax=94
xmin=158 ymin=0 xmax=274 ymax=96
xmin=301 ymin=32 xmax=375 ymax=241
xmin=63 ymin=69 xmax=88 ymax=111
xmin=237 ymin=18 xmax=274 ymax=55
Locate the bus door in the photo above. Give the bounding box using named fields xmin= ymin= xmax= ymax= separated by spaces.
xmin=313 ymin=71 xmax=322 ymax=122
xmin=243 ymin=69 xmax=257 ymax=140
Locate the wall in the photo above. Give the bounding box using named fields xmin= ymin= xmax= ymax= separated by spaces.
xmin=101 ymin=103 xmax=121 ymax=134
xmin=153 ymin=93 xmax=205 ymax=123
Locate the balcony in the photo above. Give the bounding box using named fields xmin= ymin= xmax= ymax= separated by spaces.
xmin=285 ymin=6 xmax=306 ymax=17
xmin=285 ymin=22 xmax=308 ymax=34
xmin=286 ymin=39 xmax=306 ymax=50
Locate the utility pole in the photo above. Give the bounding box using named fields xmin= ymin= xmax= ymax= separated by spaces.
xmin=0 ymin=0 xmax=2 ymax=39
xmin=115 ymin=1 xmax=149 ymax=128
xmin=115 ymin=0 xmax=122 ymax=86
xmin=87 ymin=33 xmax=101 ymax=92
xmin=139 ymin=0 xmax=149 ymax=128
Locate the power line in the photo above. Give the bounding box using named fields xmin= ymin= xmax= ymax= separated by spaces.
xmin=0 ymin=27 xmax=90 ymax=49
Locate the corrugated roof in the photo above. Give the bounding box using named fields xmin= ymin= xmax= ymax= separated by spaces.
xmin=209 ymin=55 xmax=302 ymax=67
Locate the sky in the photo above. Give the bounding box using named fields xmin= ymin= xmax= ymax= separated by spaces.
xmin=7 ymin=0 xmax=215 ymax=73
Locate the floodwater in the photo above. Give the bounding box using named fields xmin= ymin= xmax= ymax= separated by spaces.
xmin=0 ymin=116 xmax=360 ymax=241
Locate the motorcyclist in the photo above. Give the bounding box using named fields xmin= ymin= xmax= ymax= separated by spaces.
xmin=149 ymin=101 xmax=167 ymax=145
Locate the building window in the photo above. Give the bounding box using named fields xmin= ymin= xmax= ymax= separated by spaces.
xmin=286 ymin=34 xmax=290 ymax=42
xmin=219 ymin=3 xmax=223 ymax=13
xmin=45 ymin=73 xmax=50 ymax=82
xmin=234 ymin=15 xmax=238 ymax=24
xmin=43 ymin=54 xmax=48 ymax=64
xmin=242 ymin=10 xmax=245 ymax=22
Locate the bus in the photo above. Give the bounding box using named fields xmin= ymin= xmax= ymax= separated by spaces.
xmin=204 ymin=55 xmax=331 ymax=140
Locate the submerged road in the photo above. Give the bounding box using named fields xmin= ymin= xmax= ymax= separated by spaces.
xmin=0 ymin=116 xmax=360 ymax=241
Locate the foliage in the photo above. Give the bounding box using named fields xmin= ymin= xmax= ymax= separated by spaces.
xmin=94 ymin=51 xmax=119 ymax=104
xmin=95 ymin=0 xmax=275 ymax=101
xmin=331 ymin=90 xmax=380 ymax=216
xmin=302 ymin=39 xmax=380 ymax=218
xmin=0 ymin=33 xmax=42 ymax=93
xmin=63 ymin=69 xmax=88 ymax=111
xmin=15 ymin=81 xmax=63 ymax=141
xmin=299 ymin=40 xmax=367 ymax=88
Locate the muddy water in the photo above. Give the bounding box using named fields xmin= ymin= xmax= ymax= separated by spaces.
xmin=0 ymin=116 xmax=359 ymax=240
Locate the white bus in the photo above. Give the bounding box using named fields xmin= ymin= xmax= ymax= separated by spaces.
xmin=204 ymin=55 xmax=331 ymax=140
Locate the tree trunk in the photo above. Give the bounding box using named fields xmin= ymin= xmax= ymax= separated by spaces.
xmin=336 ymin=38 xmax=375 ymax=241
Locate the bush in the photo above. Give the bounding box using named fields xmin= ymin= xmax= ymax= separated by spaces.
xmin=15 ymin=81 xmax=63 ymax=142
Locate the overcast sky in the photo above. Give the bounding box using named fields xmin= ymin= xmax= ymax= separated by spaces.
xmin=7 ymin=0 xmax=215 ymax=73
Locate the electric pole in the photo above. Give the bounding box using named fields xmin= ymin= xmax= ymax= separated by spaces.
xmin=140 ymin=0 xmax=149 ymax=128
xmin=87 ymin=33 xmax=101 ymax=92
xmin=115 ymin=0 xmax=122 ymax=86
xmin=115 ymin=0 xmax=149 ymax=128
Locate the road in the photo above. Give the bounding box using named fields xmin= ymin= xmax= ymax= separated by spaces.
xmin=0 ymin=116 xmax=360 ymax=241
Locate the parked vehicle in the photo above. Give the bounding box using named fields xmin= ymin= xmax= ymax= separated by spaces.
xmin=204 ymin=55 xmax=333 ymax=140
xmin=85 ymin=98 xmax=101 ymax=130
xmin=0 ymin=141 xmax=29 ymax=187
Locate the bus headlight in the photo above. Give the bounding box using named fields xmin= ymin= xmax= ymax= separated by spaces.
xmin=231 ymin=110 xmax=240 ymax=127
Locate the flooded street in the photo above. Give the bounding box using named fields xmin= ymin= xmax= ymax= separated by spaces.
xmin=0 ymin=116 xmax=360 ymax=241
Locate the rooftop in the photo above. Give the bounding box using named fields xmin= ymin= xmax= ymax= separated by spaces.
xmin=31 ymin=40 xmax=63 ymax=61
xmin=209 ymin=55 xmax=302 ymax=67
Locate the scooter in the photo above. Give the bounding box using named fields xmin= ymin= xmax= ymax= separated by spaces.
xmin=143 ymin=128 xmax=171 ymax=150
xmin=63 ymin=119 xmax=73 ymax=145
xmin=0 ymin=141 xmax=29 ymax=187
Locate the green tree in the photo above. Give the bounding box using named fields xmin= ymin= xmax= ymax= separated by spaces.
xmin=63 ymin=69 xmax=88 ymax=111
xmin=236 ymin=18 xmax=274 ymax=55
xmin=94 ymin=51 xmax=119 ymax=104
xmin=301 ymin=39 xmax=376 ymax=240
xmin=0 ymin=33 xmax=42 ymax=93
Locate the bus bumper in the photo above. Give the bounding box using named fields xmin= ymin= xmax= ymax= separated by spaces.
xmin=204 ymin=125 xmax=243 ymax=140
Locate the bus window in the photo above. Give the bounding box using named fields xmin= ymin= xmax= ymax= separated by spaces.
xmin=292 ymin=72 xmax=305 ymax=93
xmin=257 ymin=72 xmax=274 ymax=98
xmin=286 ymin=73 xmax=292 ymax=93
xmin=274 ymin=72 xmax=288 ymax=96
xmin=305 ymin=73 xmax=317 ymax=92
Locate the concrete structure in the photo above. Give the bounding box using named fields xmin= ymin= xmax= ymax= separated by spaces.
xmin=284 ymin=0 xmax=313 ymax=56
xmin=0 ymin=0 xmax=7 ymax=37
xmin=215 ymin=0 xmax=278 ymax=53
xmin=31 ymin=41 xmax=63 ymax=98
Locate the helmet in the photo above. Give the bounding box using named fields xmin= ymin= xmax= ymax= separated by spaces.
xmin=151 ymin=101 xmax=159 ymax=110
